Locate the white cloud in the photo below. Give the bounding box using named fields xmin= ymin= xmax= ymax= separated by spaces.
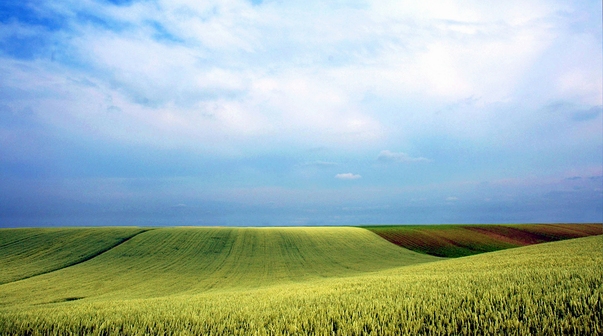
xmin=335 ymin=173 xmax=362 ymax=180
xmin=1 ymin=0 xmax=600 ymax=157
xmin=1 ymin=0 xmax=602 ymax=225
xmin=446 ymin=196 xmax=459 ymax=201
xmin=378 ymin=150 xmax=430 ymax=163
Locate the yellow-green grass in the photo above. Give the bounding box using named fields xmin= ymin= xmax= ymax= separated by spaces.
xmin=365 ymin=223 xmax=602 ymax=257
xmin=0 ymin=227 xmax=146 ymax=284
xmin=1 ymin=234 xmax=600 ymax=335
xmin=0 ymin=227 xmax=438 ymax=307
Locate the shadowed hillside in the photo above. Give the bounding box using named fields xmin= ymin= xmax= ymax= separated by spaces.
xmin=365 ymin=223 xmax=602 ymax=257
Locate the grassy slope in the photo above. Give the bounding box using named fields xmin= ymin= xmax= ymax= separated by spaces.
xmin=0 ymin=227 xmax=438 ymax=306
xmin=365 ymin=223 xmax=602 ymax=257
xmin=0 ymin=227 xmax=146 ymax=284
xmin=1 ymin=235 xmax=600 ymax=335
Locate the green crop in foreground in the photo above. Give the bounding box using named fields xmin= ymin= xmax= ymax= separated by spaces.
xmin=0 ymin=227 xmax=146 ymax=284
xmin=0 ymin=232 xmax=601 ymax=335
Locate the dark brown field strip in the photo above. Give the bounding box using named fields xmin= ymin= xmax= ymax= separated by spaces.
xmin=0 ymin=229 xmax=152 ymax=285
xmin=365 ymin=223 xmax=602 ymax=258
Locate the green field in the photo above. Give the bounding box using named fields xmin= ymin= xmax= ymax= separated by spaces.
xmin=0 ymin=227 xmax=437 ymax=306
xmin=0 ymin=226 xmax=601 ymax=335
xmin=0 ymin=227 xmax=145 ymax=285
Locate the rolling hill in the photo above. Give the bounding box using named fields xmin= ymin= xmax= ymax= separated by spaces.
xmin=0 ymin=227 xmax=600 ymax=335
xmin=0 ymin=227 xmax=145 ymax=285
xmin=0 ymin=227 xmax=438 ymax=307
xmin=365 ymin=223 xmax=602 ymax=257
xmin=0 ymin=226 xmax=603 ymax=335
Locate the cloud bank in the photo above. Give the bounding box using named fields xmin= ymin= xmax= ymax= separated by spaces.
xmin=0 ymin=0 xmax=601 ymax=226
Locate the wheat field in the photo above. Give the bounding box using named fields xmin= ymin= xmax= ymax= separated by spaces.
xmin=0 ymin=226 xmax=601 ymax=335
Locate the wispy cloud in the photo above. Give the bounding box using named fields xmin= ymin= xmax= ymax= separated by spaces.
xmin=302 ymin=161 xmax=338 ymax=167
xmin=572 ymin=106 xmax=602 ymax=122
xmin=377 ymin=150 xmax=430 ymax=163
xmin=335 ymin=173 xmax=361 ymax=180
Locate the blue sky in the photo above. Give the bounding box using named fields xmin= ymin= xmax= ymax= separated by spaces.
xmin=0 ymin=0 xmax=601 ymax=227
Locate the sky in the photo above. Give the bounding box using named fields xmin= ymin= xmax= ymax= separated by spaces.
xmin=0 ymin=0 xmax=601 ymax=227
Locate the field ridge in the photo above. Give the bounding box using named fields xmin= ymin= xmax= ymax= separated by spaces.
xmin=11 ymin=229 xmax=153 ymax=284
xmin=0 ymin=228 xmax=150 ymax=285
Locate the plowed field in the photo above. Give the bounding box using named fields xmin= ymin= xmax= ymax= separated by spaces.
xmin=365 ymin=223 xmax=602 ymax=257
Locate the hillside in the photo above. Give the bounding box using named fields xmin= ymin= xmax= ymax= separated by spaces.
xmin=0 ymin=227 xmax=146 ymax=284
xmin=0 ymin=227 xmax=438 ymax=306
xmin=1 ymin=232 xmax=600 ymax=335
xmin=365 ymin=223 xmax=602 ymax=257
